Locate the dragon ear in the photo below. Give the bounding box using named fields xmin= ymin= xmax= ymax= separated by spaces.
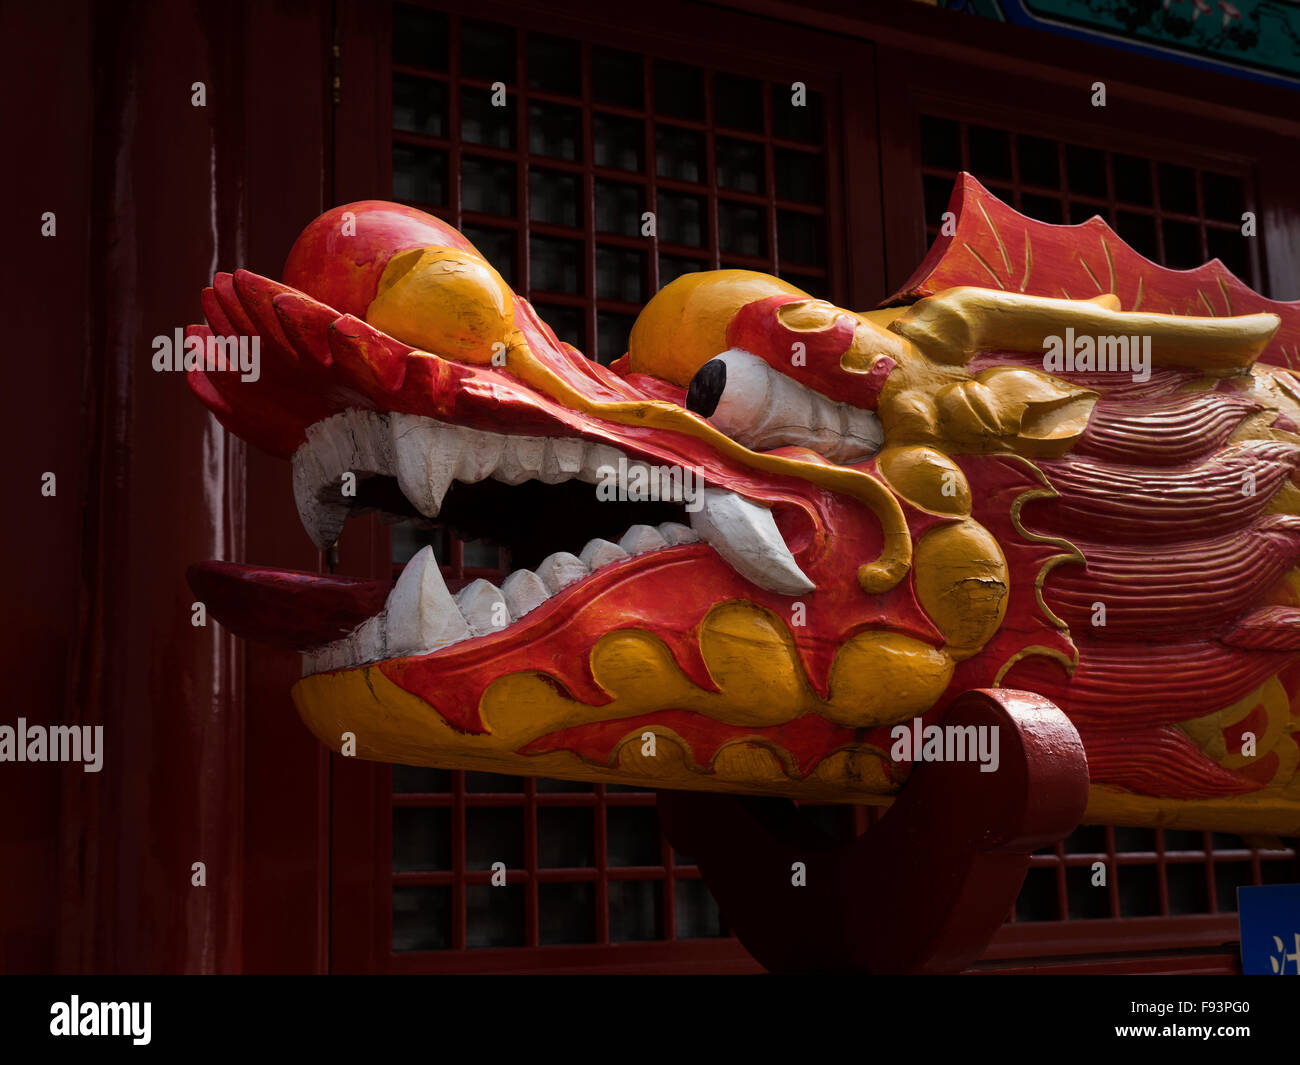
xmin=891 ymin=287 xmax=1279 ymax=373
xmin=934 ymin=368 xmax=1098 ymax=458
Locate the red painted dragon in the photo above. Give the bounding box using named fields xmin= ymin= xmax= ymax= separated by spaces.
xmin=186 ymin=175 xmax=1300 ymax=835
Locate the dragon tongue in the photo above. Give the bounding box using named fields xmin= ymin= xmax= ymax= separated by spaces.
xmin=185 ymin=561 xmax=391 ymax=650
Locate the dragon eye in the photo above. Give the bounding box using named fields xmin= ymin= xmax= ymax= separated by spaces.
xmin=685 ymin=349 xmax=883 ymax=462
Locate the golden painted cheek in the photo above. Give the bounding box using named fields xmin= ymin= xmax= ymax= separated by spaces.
xmin=912 ymin=518 xmax=1009 ymax=662
xmin=876 ymin=445 xmax=971 ymax=516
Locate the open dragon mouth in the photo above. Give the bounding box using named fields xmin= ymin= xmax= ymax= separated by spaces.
xmin=192 ymin=404 xmax=829 ymax=676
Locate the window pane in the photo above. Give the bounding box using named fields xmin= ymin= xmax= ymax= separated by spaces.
xmin=462 ymin=156 xmax=516 ymax=216
xmin=392 ymin=143 xmax=447 ymax=205
xmin=592 ymin=47 xmax=643 ymax=108
xmin=1158 ymin=161 xmax=1198 ymax=214
xmin=466 ymin=807 xmax=524 ymax=869
xmin=606 ymin=806 xmax=660 ymax=866
xmin=393 ymin=73 xmax=447 ymax=137
xmin=392 ymin=885 xmax=452 ymax=951
xmin=392 ymin=4 xmax=449 ymax=71
xmin=714 ymin=72 xmax=764 ymax=132
xmin=1201 ymin=171 xmax=1245 ymax=223
xmin=527 ymin=33 xmax=581 ymax=96
xmin=654 ymin=60 xmax=704 ymax=119
xmin=530 ymin=168 xmax=580 ymax=228
xmin=540 ymin=882 xmax=597 ymax=945
xmin=775 ymin=148 xmax=822 ymax=204
xmin=530 ymin=235 xmax=583 ymax=293
xmin=461 ymin=18 xmax=514 ymax=81
xmin=593 ymin=114 xmax=643 ymax=171
xmin=461 ymin=86 xmax=514 ymax=148
xmin=596 ymin=246 xmax=646 ymax=303
xmin=919 ymin=114 xmax=961 ymax=171
xmin=656 ymin=125 xmax=705 ymax=183
xmin=1113 ymin=153 xmax=1152 ymax=206
xmin=392 ymin=807 xmax=452 ymax=871
xmin=1017 ymin=134 xmax=1059 ymax=189
xmin=609 ymin=879 xmax=661 ymax=941
xmin=778 ymin=209 xmax=823 ymax=265
xmin=1066 ymin=143 xmax=1107 ymax=198
xmin=968 ymin=125 xmax=1012 ymax=182
xmin=1161 ymin=218 xmax=1201 ymax=268
xmin=658 ymin=191 xmax=706 ymax=247
xmin=538 ymin=806 xmax=594 ymax=867
xmin=716 ymin=136 xmax=764 ymax=194
xmin=528 ymin=101 xmax=582 ymax=160
xmin=595 ymin=180 xmax=645 ymax=236
xmin=466 ymin=884 xmax=525 ymax=947
xmin=719 ymin=200 xmax=766 ymax=258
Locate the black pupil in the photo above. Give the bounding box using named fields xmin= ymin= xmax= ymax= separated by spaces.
xmin=686 ymin=359 xmax=727 ymax=418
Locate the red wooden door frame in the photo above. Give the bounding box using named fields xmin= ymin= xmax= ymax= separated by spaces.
xmin=33 ymin=0 xmax=337 ymax=975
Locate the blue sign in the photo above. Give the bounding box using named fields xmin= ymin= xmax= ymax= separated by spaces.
xmin=1238 ymin=883 xmax=1300 ymax=975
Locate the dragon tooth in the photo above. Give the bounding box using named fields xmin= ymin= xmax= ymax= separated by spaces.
xmin=689 ymin=488 xmax=815 ymax=595
xmin=579 ymin=538 xmax=629 ymax=570
xmin=658 ymin=521 xmax=700 ymax=545
xmin=291 ymin=448 xmax=348 ymax=550
xmin=352 ymin=612 xmax=388 ymax=665
xmin=536 ymin=551 xmax=588 ymax=594
xmin=501 ymin=569 xmax=550 ymax=619
xmin=346 ymin=409 xmax=395 ymax=473
xmin=540 ymin=437 xmax=587 ymax=484
xmin=391 ymin=413 xmax=460 ymax=518
xmin=455 ymin=427 xmax=506 ymax=483
xmin=619 ymin=524 xmax=668 ymax=555
xmin=455 ymin=579 xmax=510 ymax=637
xmin=579 ymin=443 xmax=623 ymax=484
xmin=385 ymin=545 xmax=471 ymax=656
xmin=494 ymin=436 xmax=546 ymax=485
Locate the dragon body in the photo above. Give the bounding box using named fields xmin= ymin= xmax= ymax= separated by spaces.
xmin=187 ymin=176 xmax=1300 ymax=834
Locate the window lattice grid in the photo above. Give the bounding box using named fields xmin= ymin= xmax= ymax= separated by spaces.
xmin=1014 ymin=827 xmax=1297 ymax=924
xmin=391 ymin=3 xmax=833 ymax=366
xmin=917 ymin=114 xmax=1257 ymax=283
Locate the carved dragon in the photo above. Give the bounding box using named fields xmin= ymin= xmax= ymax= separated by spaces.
xmin=187 ymin=175 xmax=1300 ymax=835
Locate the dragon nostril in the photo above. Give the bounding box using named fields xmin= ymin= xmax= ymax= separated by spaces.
xmin=686 ymin=359 xmax=727 ymax=418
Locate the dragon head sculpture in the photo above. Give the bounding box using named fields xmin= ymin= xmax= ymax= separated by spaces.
xmin=187 ymin=175 xmax=1300 ymax=834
